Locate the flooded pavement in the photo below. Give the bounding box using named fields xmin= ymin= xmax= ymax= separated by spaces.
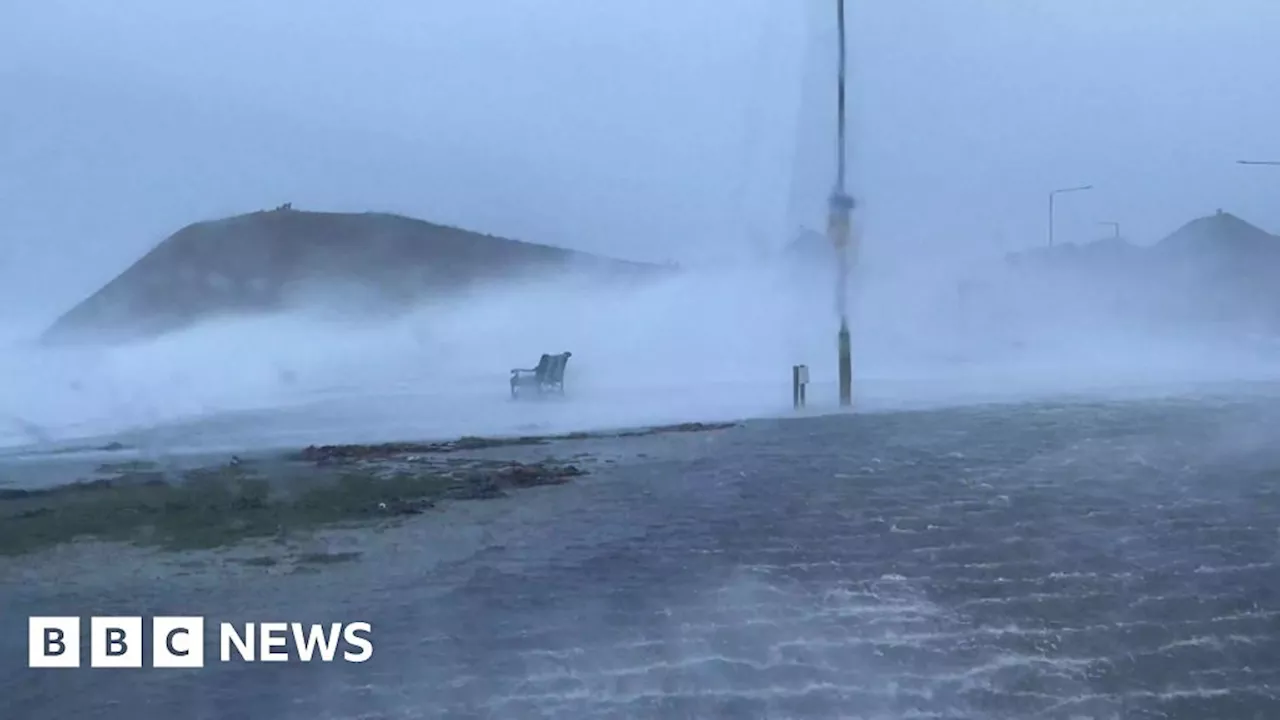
xmin=2 ymin=396 xmax=1280 ymax=719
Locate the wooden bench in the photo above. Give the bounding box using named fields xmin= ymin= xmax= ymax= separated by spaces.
xmin=510 ymin=352 xmax=571 ymax=399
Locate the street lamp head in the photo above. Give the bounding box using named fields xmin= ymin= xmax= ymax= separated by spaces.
xmin=1048 ymin=184 xmax=1094 ymax=248
xmin=1051 ymin=184 xmax=1094 ymax=195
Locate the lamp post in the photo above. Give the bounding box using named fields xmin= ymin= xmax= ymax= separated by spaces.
xmin=1098 ymin=221 xmax=1120 ymax=240
xmin=828 ymin=0 xmax=856 ymax=407
xmin=1238 ymin=160 xmax=1280 ymax=166
xmin=1048 ymin=185 xmax=1093 ymax=247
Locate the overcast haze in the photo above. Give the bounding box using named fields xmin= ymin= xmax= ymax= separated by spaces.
xmin=3 ymin=0 xmax=1280 ymax=331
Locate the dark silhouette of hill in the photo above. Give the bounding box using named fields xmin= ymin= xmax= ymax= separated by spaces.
xmin=1156 ymin=209 xmax=1280 ymax=260
xmin=43 ymin=207 xmax=670 ymax=344
xmin=1003 ymin=210 xmax=1280 ymax=335
xmin=1007 ymin=210 xmax=1279 ymax=270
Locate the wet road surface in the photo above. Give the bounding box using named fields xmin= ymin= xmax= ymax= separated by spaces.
xmin=3 ymin=395 xmax=1280 ymax=719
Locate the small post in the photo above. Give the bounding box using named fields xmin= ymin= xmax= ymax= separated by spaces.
xmin=793 ymin=364 xmax=809 ymax=409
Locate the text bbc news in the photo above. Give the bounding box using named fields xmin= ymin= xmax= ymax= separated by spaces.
xmin=28 ymin=617 xmax=373 ymax=668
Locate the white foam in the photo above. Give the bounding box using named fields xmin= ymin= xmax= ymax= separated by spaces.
xmin=1 ymin=259 xmax=1277 ymax=453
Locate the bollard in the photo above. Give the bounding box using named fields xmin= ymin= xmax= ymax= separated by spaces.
xmin=792 ymin=364 xmax=809 ymax=409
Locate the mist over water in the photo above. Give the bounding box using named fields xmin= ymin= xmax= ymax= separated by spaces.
xmin=2 ymin=250 xmax=1276 ymax=453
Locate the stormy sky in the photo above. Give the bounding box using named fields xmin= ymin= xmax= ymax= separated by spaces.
xmin=2 ymin=0 xmax=1279 ymax=327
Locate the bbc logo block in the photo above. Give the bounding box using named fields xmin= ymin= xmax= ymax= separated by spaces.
xmin=29 ymin=616 xmax=203 ymax=669
xmin=29 ymin=616 xmax=372 ymax=668
xmin=91 ymin=617 xmax=143 ymax=668
xmin=153 ymin=617 xmax=204 ymax=668
xmin=28 ymin=617 xmax=80 ymax=668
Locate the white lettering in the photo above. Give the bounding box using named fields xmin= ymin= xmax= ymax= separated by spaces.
xmin=342 ymin=622 xmax=373 ymax=663
xmin=290 ymin=623 xmax=342 ymax=662
xmin=220 ymin=623 xmax=255 ymax=662
xmin=259 ymin=622 xmax=289 ymax=662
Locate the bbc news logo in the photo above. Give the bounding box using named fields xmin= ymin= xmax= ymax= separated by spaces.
xmin=29 ymin=617 xmax=373 ymax=668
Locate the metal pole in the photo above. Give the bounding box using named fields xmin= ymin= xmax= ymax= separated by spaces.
xmin=1238 ymin=160 xmax=1280 ymax=165
xmin=829 ymin=0 xmax=855 ymax=407
xmin=1048 ymin=192 xmax=1055 ymax=248
xmin=835 ymin=0 xmax=847 ymax=192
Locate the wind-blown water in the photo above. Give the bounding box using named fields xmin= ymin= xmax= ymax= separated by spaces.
xmin=2 ymin=258 xmax=1276 ymax=455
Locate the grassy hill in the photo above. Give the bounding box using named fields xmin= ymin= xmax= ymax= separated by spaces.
xmin=43 ymin=207 xmax=669 ymax=343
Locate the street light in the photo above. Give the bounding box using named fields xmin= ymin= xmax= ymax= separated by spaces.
xmin=1097 ymin=221 xmax=1120 ymax=240
xmin=1238 ymin=160 xmax=1280 ymax=165
xmin=827 ymin=0 xmax=856 ymax=407
xmin=1048 ymin=185 xmax=1093 ymax=247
